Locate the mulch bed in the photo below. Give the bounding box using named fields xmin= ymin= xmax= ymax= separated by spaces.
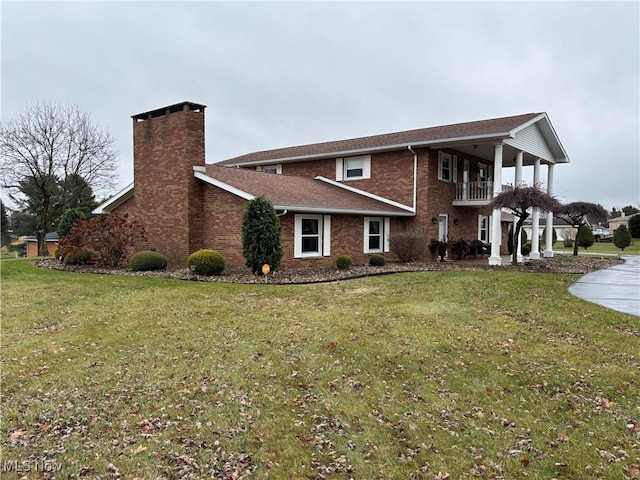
xmin=35 ymin=255 xmax=624 ymax=285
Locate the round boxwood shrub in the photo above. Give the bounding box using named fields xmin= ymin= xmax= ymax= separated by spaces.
xmin=187 ymin=249 xmax=225 ymax=276
xmin=130 ymin=250 xmax=168 ymax=271
xmin=369 ymin=253 xmax=385 ymax=266
xmin=336 ymin=255 xmax=353 ymax=270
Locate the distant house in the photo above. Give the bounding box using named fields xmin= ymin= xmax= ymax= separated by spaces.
xmin=608 ymin=212 xmax=640 ymax=233
xmin=95 ymin=101 xmax=570 ymax=268
xmin=25 ymin=232 xmax=59 ymax=257
xmin=521 ymin=215 xmax=577 ymax=242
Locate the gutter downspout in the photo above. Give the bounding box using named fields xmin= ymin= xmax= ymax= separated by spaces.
xmin=408 ymin=146 xmax=417 ymax=213
xmin=276 ymin=209 xmax=288 ymax=217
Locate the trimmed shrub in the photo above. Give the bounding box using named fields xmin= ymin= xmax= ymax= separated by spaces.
xmin=613 ymin=224 xmax=632 ymax=251
xmin=187 ymin=249 xmax=225 ymax=276
xmin=629 ymin=215 xmax=640 ymax=238
xmin=130 ymin=250 xmax=168 ymax=271
xmin=576 ymin=224 xmax=595 ymax=251
xmin=336 ymin=255 xmax=353 ymax=270
xmin=369 ymin=253 xmax=385 ymax=266
xmin=522 ymin=244 xmax=531 ymax=255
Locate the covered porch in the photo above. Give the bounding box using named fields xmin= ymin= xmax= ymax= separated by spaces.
xmin=437 ymin=113 xmax=570 ymax=265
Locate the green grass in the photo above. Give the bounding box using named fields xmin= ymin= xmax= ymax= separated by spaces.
xmin=1 ymin=259 xmax=639 ymax=479
xmin=552 ymin=239 xmax=640 ymax=256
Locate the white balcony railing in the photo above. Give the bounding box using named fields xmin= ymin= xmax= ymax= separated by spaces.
xmin=455 ymin=181 xmax=494 ymax=202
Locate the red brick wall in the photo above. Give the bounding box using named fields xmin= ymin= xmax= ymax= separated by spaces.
xmin=280 ymin=151 xmax=415 ymax=207
xmin=129 ymin=104 xmax=206 ymax=264
xmin=201 ymin=187 xmax=246 ymax=267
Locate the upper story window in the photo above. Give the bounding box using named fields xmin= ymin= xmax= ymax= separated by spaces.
xmin=257 ymin=164 xmax=282 ymax=174
xmin=477 ymin=163 xmax=491 ymax=183
xmin=438 ymin=151 xmax=457 ymax=182
xmin=336 ymin=155 xmax=371 ymax=181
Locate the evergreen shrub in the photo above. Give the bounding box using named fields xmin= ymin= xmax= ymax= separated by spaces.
xmin=130 ymin=251 xmax=168 ymax=271
xmin=369 ymin=253 xmax=385 ymax=266
xmin=336 ymin=255 xmax=353 ymax=270
xmin=187 ymin=249 xmax=225 ymax=276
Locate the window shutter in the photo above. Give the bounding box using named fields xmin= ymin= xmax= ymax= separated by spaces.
xmin=363 ymin=217 xmax=370 ymax=253
xmin=336 ymin=159 xmax=343 ymax=181
xmin=384 ymin=217 xmax=390 ymax=252
xmin=363 ymin=156 xmax=371 ymax=179
xmin=438 ymin=151 xmax=443 ymax=180
xmin=294 ymin=216 xmax=302 ymax=257
xmin=323 ymin=216 xmax=331 ymax=256
xmin=453 ymin=155 xmax=458 ymax=183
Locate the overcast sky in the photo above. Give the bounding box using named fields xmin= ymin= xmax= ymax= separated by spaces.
xmin=2 ymin=0 xmax=639 ymax=212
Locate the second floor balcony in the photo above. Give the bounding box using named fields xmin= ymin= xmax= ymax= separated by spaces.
xmin=453 ymin=181 xmax=494 ymax=206
xmin=453 ymin=182 xmax=513 ymax=207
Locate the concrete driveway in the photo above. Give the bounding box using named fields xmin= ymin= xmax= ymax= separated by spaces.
xmin=568 ymin=255 xmax=640 ymax=317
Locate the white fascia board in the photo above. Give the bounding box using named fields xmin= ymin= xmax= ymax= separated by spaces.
xmin=273 ymin=205 xmax=415 ymax=217
xmin=93 ymin=182 xmax=134 ymax=214
xmin=193 ymin=169 xmax=255 ymax=201
xmin=314 ymin=176 xmax=415 ymax=213
xmin=221 ymin=133 xmax=510 ymax=167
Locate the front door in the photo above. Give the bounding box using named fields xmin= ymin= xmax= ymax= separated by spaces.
xmin=438 ymin=214 xmax=448 ymax=242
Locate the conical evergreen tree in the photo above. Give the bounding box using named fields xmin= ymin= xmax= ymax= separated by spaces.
xmin=242 ymin=196 xmax=283 ymax=274
xmin=613 ymin=224 xmax=632 ymax=251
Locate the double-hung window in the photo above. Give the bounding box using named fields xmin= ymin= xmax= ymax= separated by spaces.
xmin=336 ymin=155 xmax=371 ymax=181
xmin=364 ymin=217 xmax=390 ymax=253
xmin=438 ymin=151 xmax=457 ymax=182
xmin=294 ymin=215 xmax=331 ymax=258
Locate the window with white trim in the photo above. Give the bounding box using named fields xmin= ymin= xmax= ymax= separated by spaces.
xmin=364 ymin=217 xmax=390 ymax=253
xmin=294 ymin=215 xmax=331 ymax=258
xmin=478 ymin=215 xmax=491 ymax=243
xmin=336 ymin=155 xmax=371 ymax=181
xmin=257 ymin=164 xmax=282 ymax=174
xmin=438 ymin=152 xmax=457 ymax=182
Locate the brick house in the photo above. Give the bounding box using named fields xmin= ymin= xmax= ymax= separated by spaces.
xmin=95 ymin=101 xmax=569 ymax=268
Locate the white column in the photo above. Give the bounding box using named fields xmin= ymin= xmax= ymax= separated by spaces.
xmin=543 ymin=163 xmax=555 ymax=258
xmin=530 ymin=158 xmax=541 ymax=260
xmin=514 ymin=151 xmax=524 ymax=263
xmin=489 ymin=143 xmax=503 ymax=266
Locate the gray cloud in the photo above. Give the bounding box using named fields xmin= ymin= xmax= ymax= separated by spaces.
xmin=2 ymin=1 xmax=638 ymax=210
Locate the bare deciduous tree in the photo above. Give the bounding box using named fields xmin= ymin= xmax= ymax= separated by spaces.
xmin=557 ymin=202 xmax=608 ymax=256
xmin=489 ymin=185 xmax=560 ymax=265
xmin=0 ymin=101 xmax=118 ymax=255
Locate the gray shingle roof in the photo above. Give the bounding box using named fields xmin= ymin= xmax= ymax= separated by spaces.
xmin=218 ymin=112 xmax=542 ymax=165
xmin=201 ymin=165 xmax=412 ymax=215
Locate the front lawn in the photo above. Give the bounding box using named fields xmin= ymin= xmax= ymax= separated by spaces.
xmin=1 ymin=259 xmax=638 ymax=479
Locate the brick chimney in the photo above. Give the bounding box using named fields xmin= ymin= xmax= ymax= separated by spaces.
xmin=131 ymin=102 xmax=206 ymax=263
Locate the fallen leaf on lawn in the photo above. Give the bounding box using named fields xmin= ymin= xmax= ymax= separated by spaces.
xmin=133 ymin=445 xmax=147 ymax=454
